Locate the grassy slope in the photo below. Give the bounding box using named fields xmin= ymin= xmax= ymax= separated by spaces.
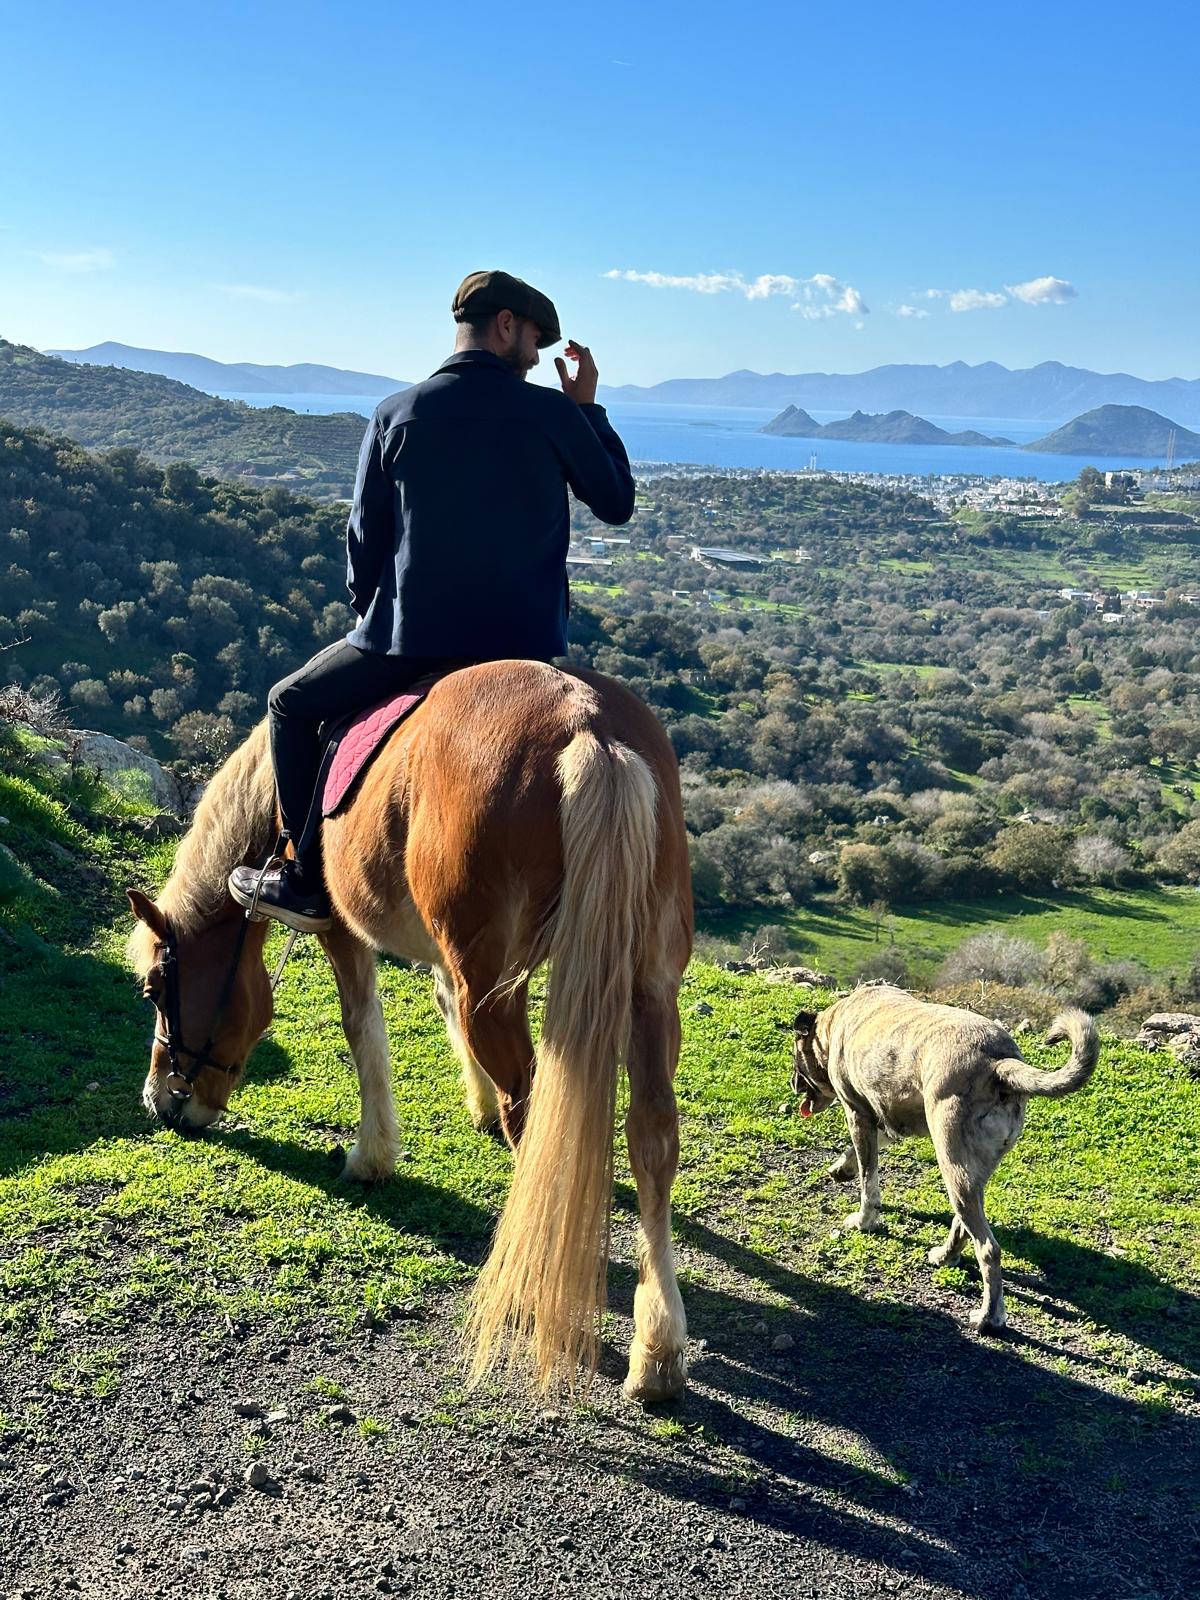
xmin=1 ymin=746 xmax=1197 ymax=1429
xmin=704 ymin=885 xmax=1200 ymax=984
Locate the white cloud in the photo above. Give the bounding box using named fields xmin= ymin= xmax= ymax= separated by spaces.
xmin=39 ymin=248 xmax=115 ymax=273
xmin=213 ymin=283 xmax=306 ymax=304
xmin=1006 ymin=274 xmax=1077 ymax=305
xmin=604 ymin=267 xmax=868 ymax=317
xmin=948 ymin=288 xmax=1009 ymax=313
xmin=896 ymin=304 xmax=930 ymax=319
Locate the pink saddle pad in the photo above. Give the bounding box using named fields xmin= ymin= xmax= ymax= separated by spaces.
xmin=321 ymin=688 xmax=428 ymax=816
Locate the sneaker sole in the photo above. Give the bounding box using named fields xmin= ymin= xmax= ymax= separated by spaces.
xmin=228 ymin=882 xmax=332 ymax=933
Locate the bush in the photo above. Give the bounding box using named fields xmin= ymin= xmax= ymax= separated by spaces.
xmin=988 ymin=824 xmax=1073 ymax=890
xmin=1071 ymin=833 xmax=1133 ymax=885
xmin=853 ymin=947 xmax=911 ymax=986
xmin=938 ymin=931 xmax=1045 ymax=988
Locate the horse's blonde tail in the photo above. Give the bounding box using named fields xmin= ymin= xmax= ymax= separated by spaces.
xmin=467 ymin=731 xmax=657 ymax=1391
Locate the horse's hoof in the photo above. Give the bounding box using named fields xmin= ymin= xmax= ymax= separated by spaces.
xmin=622 ymin=1344 xmax=687 ymax=1406
xmin=341 ymin=1142 xmax=396 ymax=1184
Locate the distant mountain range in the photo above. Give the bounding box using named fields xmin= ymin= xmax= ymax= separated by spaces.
xmin=600 ymin=360 xmax=1200 ymax=425
xmin=48 ymin=341 xmax=408 ymax=397
xmin=761 ymin=401 xmax=1200 ymax=458
xmin=762 ymin=406 xmax=1014 ymax=447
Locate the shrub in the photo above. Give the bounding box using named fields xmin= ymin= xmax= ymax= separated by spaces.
xmin=1071 ymin=833 xmax=1133 ymax=885
xmin=853 ymin=947 xmax=911 ymax=986
xmin=938 ymin=931 xmax=1045 ymax=988
xmin=988 ymin=824 xmax=1073 ymax=890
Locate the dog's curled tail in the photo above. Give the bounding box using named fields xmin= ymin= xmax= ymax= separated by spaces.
xmin=994 ymin=1009 xmax=1100 ymax=1099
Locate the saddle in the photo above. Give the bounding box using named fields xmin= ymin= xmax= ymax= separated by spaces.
xmin=319 ymin=681 xmax=435 ymax=817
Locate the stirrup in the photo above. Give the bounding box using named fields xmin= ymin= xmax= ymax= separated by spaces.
xmin=243 ymin=855 xmax=286 ymax=924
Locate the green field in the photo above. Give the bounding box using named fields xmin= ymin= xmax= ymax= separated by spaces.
xmin=1 ymin=752 xmax=1197 ymax=1431
xmin=702 ymin=884 xmax=1200 ymax=984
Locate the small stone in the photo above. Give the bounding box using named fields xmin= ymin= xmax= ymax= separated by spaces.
xmin=243 ymin=1462 xmax=271 ymax=1490
xmin=692 ymin=1001 xmax=714 ymax=1017
xmin=725 ymin=1028 xmax=741 ymax=1039
xmin=753 ymin=1319 xmax=769 ymax=1335
xmin=380 ymin=1502 xmax=398 ymax=1521
xmin=41 ymin=1490 xmax=67 ymax=1508
xmin=771 ymin=1333 xmax=796 ymax=1353
xmin=265 ymin=1408 xmax=290 ymax=1425
xmin=266 ymin=1346 xmax=290 ymax=1363
xmin=128 ymin=1466 xmax=147 ymax=1481
xmin=85 ymin=1081 xmax=100 ymax=1093
xmin=705 ymin=1531 xmax=725 ymax=1549
xmin=187 ymin=1479 xmax=216 ymax=1497
xmin=730 ymin=1496 xmax=748 ymax=1512
xmin=325 ymin=1403 xmax=356 ymax=1425
xmin=557 ymin=1535 xmax=576 ymax=1551
xmin=777 ymin=1102 xmax=791 ymax=1115
xmin=117 ymin=1540 xmax=135 ymax=1554
xmin=233 ymin=1401 xmax=264 ymax=1418
xmin=165 ymin=1494 xmax=187 ymax=1510
xmin=214 ymin=1487 xmax=235 ymax=1508
xmin=1126 ymin=1367 xmax=1147 ymax=1384
xmin=295 ymin=1463 xmax=323 ymax=1483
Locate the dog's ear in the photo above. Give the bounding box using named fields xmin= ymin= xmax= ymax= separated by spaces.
xmin=793 ymin=1010 xmax=817 ymax=1039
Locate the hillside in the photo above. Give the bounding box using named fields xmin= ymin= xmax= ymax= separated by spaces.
xmin=1 ymin=706 xmax=1196 ymax=1600
xmin=761 ymin=406 xmax=1012 ymax=446
xmin=49 ymin=340 xmax=408 ymax=397
xmin=0 ymin=340 xmax=366 ymax=496
xmin=599 ymin=358 xmax=1200 ymax=423
xmin=1026 ymin=404 xmax=1200 ymax=458
xmin=3 ymin=416 xmax=1199 ymax=953
xmin=760 ymin=404 xmax=821 ymax=436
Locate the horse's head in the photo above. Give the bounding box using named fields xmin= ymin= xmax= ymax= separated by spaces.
xmin=127 ymin=888 xmax=273 ymax=1133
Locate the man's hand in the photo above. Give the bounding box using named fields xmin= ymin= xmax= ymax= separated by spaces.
xmin=554 ymin=341 xmax=599 ymax=406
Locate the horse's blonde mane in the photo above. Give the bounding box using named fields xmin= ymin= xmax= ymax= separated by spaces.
xmin=126 ymin=719 xmax=276 ymax=976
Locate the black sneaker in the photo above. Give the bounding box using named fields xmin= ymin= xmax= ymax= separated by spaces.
xmin=228 ymin=859 xmax=332 ymax=932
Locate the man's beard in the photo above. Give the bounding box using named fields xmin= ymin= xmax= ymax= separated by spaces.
xmin=498 ymin=344 xmax=532 ymax=379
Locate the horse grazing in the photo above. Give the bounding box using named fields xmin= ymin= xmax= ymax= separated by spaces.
xmin=126 ymin=661 xmax=693 ymax=1401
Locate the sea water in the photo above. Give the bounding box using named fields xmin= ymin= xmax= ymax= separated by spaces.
xmin=214 ymin=391 xmax=1173 ymax=483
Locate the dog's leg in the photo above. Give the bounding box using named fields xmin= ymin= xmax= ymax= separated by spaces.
xmin=828 ymin=1143 xmax=858 ymax=1183
xmin=927 ymin=1215 xmax=969 ymax=1267
xmin=842 ymin=1108 xmax=883 ymax=1232
xmin=929 ymin=1102 xmax=1007 ymax=1330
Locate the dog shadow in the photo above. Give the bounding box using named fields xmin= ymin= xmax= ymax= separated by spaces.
xmin=585 ymin=1211 xmax=1196 ymax=1600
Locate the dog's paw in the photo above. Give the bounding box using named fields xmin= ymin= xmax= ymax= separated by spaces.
xmin=843 ymin=1210 xmax=883 ymax=1234
xmin=827 ymin=1156 xmax=856 ymax=1183
xmin=968 ymin=1307 xmax=1008 ymax=1335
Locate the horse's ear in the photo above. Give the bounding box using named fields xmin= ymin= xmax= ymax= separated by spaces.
xmin=127 ymin=888 xmax=167 ymax=939
xmin=793 ymin=1009 xmax=817 ymax=1038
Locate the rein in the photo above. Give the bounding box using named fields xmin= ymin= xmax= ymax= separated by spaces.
xmin=152 ymin=913 xmax=301 ymax=1102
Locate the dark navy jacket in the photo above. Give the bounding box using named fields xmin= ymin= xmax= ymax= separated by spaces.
xmin=344 ymin=349 xmax=635 ymax=659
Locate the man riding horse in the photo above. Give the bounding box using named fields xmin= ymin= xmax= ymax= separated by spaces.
xmin=229 ymin=269 xmax=636 ymax=931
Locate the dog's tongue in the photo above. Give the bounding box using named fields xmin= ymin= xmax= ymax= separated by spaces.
xmin=799 ymin=1101 xmax=812 ymax=1118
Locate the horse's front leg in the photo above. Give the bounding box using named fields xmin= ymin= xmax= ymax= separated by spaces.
xmin=319 ymin=925 xmax=399 ymax=1181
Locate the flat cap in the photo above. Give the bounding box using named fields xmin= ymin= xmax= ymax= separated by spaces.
xmin=452 ymin=270 xmax=561 ymax=348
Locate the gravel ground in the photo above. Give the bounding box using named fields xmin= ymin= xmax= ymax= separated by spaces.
xmin=3 ymin=1214 xmax=1197 ymax=1600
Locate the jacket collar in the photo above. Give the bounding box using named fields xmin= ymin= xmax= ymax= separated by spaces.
xmin=435 ymin=349 xmax=516 ymax=377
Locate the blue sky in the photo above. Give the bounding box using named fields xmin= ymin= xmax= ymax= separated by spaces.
xmin=3 ymin=0 xmax=1197 ymax=387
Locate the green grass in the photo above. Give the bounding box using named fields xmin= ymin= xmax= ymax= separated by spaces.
xmin=2 ymin=753 xmax=1198 ymax=1419
xmin=702 ymin=884 xmax=1200 ymax=983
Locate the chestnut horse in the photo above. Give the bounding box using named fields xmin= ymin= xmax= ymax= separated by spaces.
xmin=126 ymin=661 xmax=693 ymax=1400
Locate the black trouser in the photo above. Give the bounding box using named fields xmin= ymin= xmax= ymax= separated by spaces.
xmin=267 ymin=640 xmax=473 ymax=882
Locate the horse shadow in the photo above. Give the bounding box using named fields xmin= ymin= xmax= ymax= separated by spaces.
xmin=586 ymin=1211 xmax=1197 ymax=1599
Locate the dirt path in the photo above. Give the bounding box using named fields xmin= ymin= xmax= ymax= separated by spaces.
xmin=4 ymin=1213 xmax=1197 ymax=1600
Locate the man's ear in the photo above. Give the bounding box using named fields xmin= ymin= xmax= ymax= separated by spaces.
xmin=127 ymin=888 xmax=168 ymax=940
xmin=793 ymin=1009 xmax=817 ymax=1039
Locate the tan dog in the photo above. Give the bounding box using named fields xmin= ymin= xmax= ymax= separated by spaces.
xmin=788 ymin=984 xmax=1099 ymax=1332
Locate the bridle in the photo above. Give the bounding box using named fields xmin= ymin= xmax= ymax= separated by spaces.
xmin=150 ymin=912 xmax=254 ymax=1101
xmin=148 ymin=906 xmax=300 ymax=1103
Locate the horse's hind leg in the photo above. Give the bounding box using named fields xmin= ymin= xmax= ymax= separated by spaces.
xmin=623 ymin=981 xmax=688 ymax=1404
xmin=318 ymin=925 xmax=399 ymax=1182
xmin=432 ymin=966 xmax=501 ymax=1135
xmin=453 ymin=963 xmax=535 ymax=1149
